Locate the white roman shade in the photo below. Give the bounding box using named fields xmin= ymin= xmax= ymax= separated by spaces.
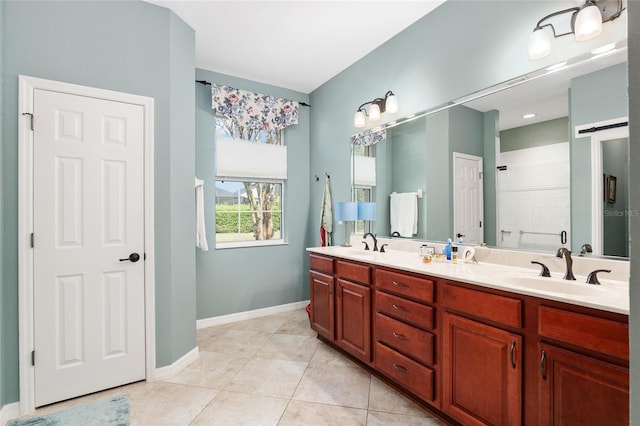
xmin=353 ymin=155 xmax=376 ymax=187
xmin=216 ymin=138 xmax=287 ymax=179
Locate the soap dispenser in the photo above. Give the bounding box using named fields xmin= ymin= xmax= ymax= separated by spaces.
xmin=444 ymin=238 xmax=453 ymax=261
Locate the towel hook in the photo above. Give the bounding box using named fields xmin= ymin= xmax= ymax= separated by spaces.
xmin=325 ymin=172 xmax=330 ymax=179
xmin=314 ymin=174 xmax=319 ymax=181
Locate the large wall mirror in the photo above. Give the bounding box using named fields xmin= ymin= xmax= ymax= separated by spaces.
xmin=352 ymin=42 xmax=629 ymax=259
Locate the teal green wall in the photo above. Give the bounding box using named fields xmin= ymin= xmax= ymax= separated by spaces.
xmin=500 ymin=117 xmax=569 ymax=152
xmin=194 ymin=68 xmax=311 ymax=319
xmin=1 ymin=1 xmax=196 ymax=404
xmin=425 ymin=110 xmax=451 ymax=242
xmin=570 ymin=63 xmax=628 ymax=252
xmin=382 ymin=117 xmax=428 ymax=238
xmin=603 ymin=138 xmax=629 ymax=257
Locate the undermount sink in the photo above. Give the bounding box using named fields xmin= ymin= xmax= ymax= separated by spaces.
xmin=503 ymin=275 xmax=608 ymax=297
xmin=344 ymin=249 xmax=375 ymax=256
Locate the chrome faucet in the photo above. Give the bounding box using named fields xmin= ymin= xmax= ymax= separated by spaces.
xmin=556 ymin=248 xmax=576 ymax=280
xmin=363 ymin=233 xmax=378 ymax=252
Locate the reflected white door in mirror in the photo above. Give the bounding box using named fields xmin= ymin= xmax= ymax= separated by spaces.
xmin=453 ymin=153 xmax=483 ymax=245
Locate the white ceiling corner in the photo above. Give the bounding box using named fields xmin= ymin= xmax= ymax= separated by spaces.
xmin=144 ymin=0 xmax=447 ymax=93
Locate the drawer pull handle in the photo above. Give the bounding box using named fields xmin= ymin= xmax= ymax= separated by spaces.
xmin=392 ymin=281 xmax=409 ymax=288
xmin=392 ymin=332 xmax=409 ymax=341
xmin=393 ymin=363 xmax=409 ymax=374
xmin=540 ymin=350 xmax=547 ymax=381
xmin=392 ymin=304 xmax=409 ymax=312
xmin=510 ymin=341 xmax=516 ymax=369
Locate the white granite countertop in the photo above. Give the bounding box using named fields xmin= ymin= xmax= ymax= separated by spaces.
xmin=307 ymin=245 xmax=629 ymax=315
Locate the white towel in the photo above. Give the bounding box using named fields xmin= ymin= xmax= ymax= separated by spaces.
xmin=195 ymin=177 xmax=208 ymax=251
xmin=390 ymin=192 xmax=418 ymax=238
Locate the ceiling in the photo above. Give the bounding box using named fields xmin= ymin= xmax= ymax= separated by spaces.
xmin=143 ymin=0 xmax=446 ymax=93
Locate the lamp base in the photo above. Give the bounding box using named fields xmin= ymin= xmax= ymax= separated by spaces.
xmin=341 ymin=224 xmax=351 ymax=247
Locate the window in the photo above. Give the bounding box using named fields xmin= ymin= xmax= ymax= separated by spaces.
xmin=214 ymin=116 xmax=287 ymax=248
xmin=215 ymin=180 xmax=283 ymax=246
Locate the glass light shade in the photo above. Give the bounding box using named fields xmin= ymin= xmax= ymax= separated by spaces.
xmin=354 ymin=110 xmax=366 ymax=128
xmin=528 ymin=28 xmax=551 ymax=60
xmin=385 ymin=94 xmax=398 ymax=113
xmin=334 ymin=201 xmax=358 ymax=222
xmin=574 ymin=5 xmax=602 ymax=41
xmin=368 ymin=103 xmax=381 ymax=121
xmin=357 ymin=202 xmax=377 ymax=221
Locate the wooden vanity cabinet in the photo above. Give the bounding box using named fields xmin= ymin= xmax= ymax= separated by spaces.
xmin=335 ymin=260 xmax=372 ymax=362
xmin=374 ymin=268 xmax=438 ymax=404
xmin=442 ymin=283 xmax=523 ymax=426
xmin=309 ymin=254 xmax=335 ymax=340
xmin=537 ymin=306 xmax=629 ymax=426
xmin=308 ymin=252 xmax=630 ymax=426
xmin=309 ymin=254 xmax=372 ymax=363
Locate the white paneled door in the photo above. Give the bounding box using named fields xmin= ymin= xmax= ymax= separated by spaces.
xmin=453 ymin=153 xmax=484 ymax=246
xmin=33 ymin=89 xmax=146 ymax=407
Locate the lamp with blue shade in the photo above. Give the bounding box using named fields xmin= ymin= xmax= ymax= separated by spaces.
xmin=358 ymin=202 xmax=376 ymax=234
xmin=334 ymin=202 xmax=358 ymax=247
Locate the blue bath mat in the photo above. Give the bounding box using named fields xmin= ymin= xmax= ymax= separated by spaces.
xmin=9 ymin=394 xmax=129 ymax=426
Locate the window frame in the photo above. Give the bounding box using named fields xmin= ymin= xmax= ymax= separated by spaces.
xmin=214 ymin=177 xmax=286 ymax=249
xmin=213 ymin=113 xmax=287 ymax=249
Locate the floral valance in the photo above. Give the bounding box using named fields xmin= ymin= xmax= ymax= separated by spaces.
xmin=212 ymin=84 xmax=299 ymax=131
xmin=350 ymin=128 xmax=387 ymax=146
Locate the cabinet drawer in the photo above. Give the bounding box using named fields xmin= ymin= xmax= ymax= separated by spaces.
xmin=376 ymin=342 xmax=434 ymax=402
xmin=376 ymin=269 xmax=435 ymax=303
xmin=310 ymin=254 xmax=334 ymax=275
xmin=376 ymin=313 xmax=434 ymax=366
xmin=336 ymin=260 xmax=371 ymax=285
xmin=539 ymin=306 xmax=629 ymax=360
xmin=443 ymin=284 xmax=522 ymax=328
xmin=376 ymin=292 xmax=434 ymax=330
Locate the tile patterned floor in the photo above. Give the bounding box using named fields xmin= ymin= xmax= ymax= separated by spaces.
xmin=13 ymin=308 xmax=447 ymax=425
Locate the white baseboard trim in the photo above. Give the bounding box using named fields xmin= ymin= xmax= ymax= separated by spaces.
xmin=197 ymin=300 xmax=310 ymax=329
xmin=1 ymin=402 xmax=21 ymax=424
xmin=151 ymin=346 xmax=199 ymax=382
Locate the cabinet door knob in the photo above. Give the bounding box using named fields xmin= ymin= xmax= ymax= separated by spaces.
xmin=540 ymin=350 xmax=547 ymax=380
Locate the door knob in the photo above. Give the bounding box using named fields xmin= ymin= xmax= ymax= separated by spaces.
xmin=456 ymin=233 xmax=465 ymax=238
xmin=119 ymin=253 xmax=140 ymax=262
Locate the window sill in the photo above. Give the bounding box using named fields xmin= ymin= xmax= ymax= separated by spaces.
xmin=215 ymin=239 xmax=288 ymax=250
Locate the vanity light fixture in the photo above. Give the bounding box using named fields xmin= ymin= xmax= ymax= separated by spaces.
xmin=354 ymin=91 xmax=398 ymax=128
xmin=527 ymin=0 xmax=624 ymax=61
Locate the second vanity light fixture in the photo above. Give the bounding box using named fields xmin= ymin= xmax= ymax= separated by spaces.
xmin=354 ymin=91 xmax=398 ymax=128
xmin=528 ymin=0 xmax=624 ymax=60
